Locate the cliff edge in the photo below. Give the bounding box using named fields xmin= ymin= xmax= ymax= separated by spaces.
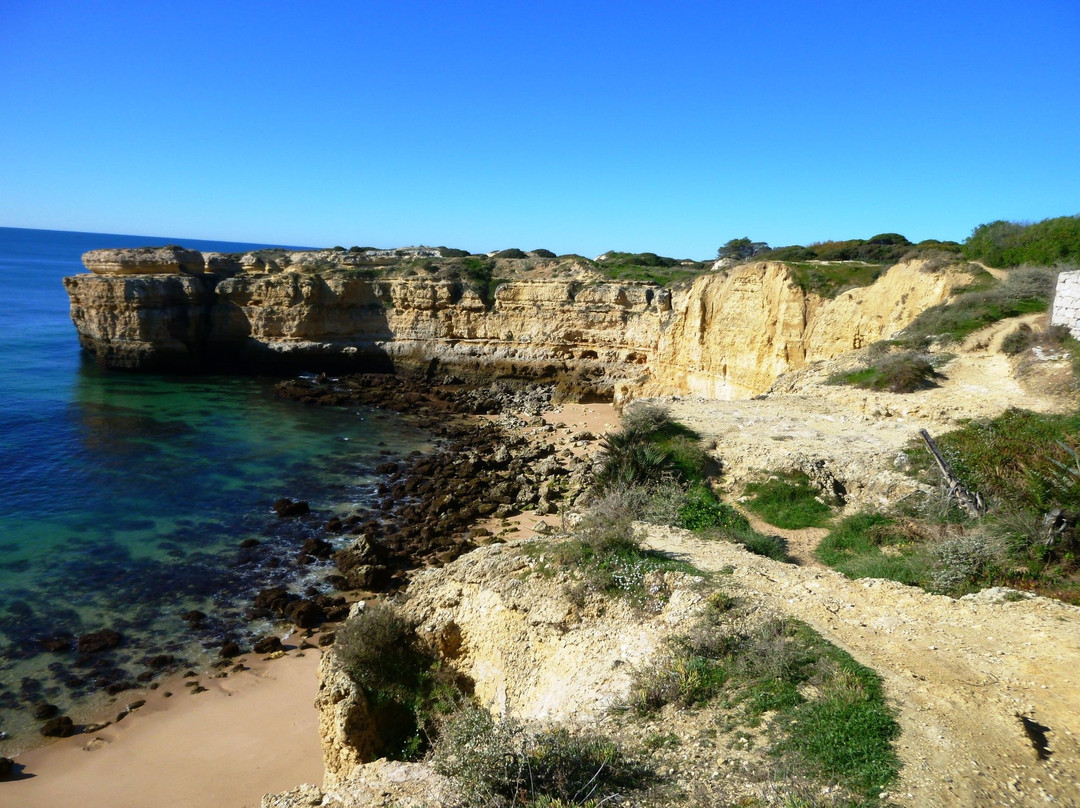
xmin=64 ymin=249 xmax=969 ymax=399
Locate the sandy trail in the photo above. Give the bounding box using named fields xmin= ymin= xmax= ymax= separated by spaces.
xmin=642 ymin=525 xmax=1080 ymax=807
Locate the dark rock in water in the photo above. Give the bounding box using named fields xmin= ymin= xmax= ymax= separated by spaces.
xmin=77 ymin=629 xmax=123 ymax=655
xmin=181 ymin=610 xmax=207 ymax=626
xmin=283 ymin=599 xmax=325 ymax=629
xmin=324 ymin=516 xmax=343 ymax=533
xmin=40 ymin=716 xmax=76 ymax=737
xmin=31 ymin=702 xmax=59 ymax=720
xmin=0 ymin=756 xmax=15 ymax=780
xmin=39 ymin=635 xmax=74 ymax=653
xmin=375 ymin=461 xmax=399 ymax=475
xmin=219 ymin=641 xmax=241 ymax=659
xmin=299 ymin=537 xmax=333 ymax=559
xmin=253 ymin=586 xmax=293 ymax=615
xmin=253 ymin=635 xmax=283 ymax=654
xmin=273 ymin=498 xmax=310 ymax=517
xmin=146 ymin=654 xmax=175 ymax=670
xmin=239 ymin=538 xmax=261 ymax=549
xmin=105 ymin=681 xmax=135 ymax=696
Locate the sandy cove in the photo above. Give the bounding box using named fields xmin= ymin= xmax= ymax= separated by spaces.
xmin=6 ymin=645 xmax=324 ymax=808
xmin=3 ymin=400 xmax=619 ymax=807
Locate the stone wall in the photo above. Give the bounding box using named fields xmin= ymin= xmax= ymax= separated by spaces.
xmin=1051 ymin=269 xmax=1080 ymax=338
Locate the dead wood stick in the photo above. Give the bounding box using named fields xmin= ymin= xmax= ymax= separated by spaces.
xmin=919 ymin=428 xmax=987 ymax=518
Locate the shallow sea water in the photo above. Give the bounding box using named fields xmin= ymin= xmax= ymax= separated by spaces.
xmin=0 ymin=228 xmax=429 ymax=753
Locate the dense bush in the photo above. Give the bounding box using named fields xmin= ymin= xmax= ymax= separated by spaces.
xmin=828 ymin=351 xmax=944 ymax=393
xmin=494 ymin=248 xmax=529 ymax=259
xmin=335 ymin=603 xmax=461 ymax=759
xmin=963 ymin=214 xmax=1080 ymax=267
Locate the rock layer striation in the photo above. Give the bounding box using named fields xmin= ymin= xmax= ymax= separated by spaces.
xmin=65 ymin=250 xmax=968 ymax=397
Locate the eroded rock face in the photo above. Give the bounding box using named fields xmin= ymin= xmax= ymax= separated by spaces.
xmin=316 ymin=543 xmax=703 ymax=787
xmin=82 ymin=246 xmax=205 ymax=275
xmin=64 ymin=251 xmax=969 ymax=397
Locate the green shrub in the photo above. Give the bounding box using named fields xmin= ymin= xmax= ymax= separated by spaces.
xmin=335 ymin=603 xmax=461 ymax=760
xmin=434 ymin=705 xmax=646 ymax=807
xmin=743 ymin=472 xmax=833 ymax=529
xmin=593 ymin=406 xmax=711 ymax=491
xmin=929 ymin=531 xmax=1001 ymax=593
xmin=963 ymin=215 xmax=1080 ymax=267
xmin=828 ymin=351 xmax=943 ymax=393
xmin=678 ymin=484 xmax=749 ymax=531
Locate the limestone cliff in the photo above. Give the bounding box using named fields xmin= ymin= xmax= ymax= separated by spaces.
xmin=314 ymin=543 xmax=703 ymax=795
xmin=65 ymin=250 xmax=971 ymax=397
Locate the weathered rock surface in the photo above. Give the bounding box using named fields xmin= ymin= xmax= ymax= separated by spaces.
xmin=314 ymin=542 xmax=703 ymax=791
xmin=81 ymin=246 xmax=205 ymax=275
xmin=65 ymin=251 xmax=968 ymax=398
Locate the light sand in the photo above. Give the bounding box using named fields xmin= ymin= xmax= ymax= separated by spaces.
xmin=5 ymin=649 xmax=323 ymax=808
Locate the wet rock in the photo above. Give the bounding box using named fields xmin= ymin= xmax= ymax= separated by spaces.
xmin=0 ymin=757 xmax=13 ymax=780
xmin=253 ymin=635 xmax=284 ymax=654
xmin=299 ymin=537 xmax=333 ymax=559
xmin=77 ymin=629 xmax=123 ymax=655
xmin=32 ymin=702 xmax=59 ymax=720
xmin=318 ymin=631 xmax=336 ymax=647
xmin=283 ymin=599 xmax=326 ymax=629
xmin=146 ymin=654 xmax=175 ymax=670
xmin=181 ymin=610 xmax=207 ymax=626
xmin=253 ymin=586 xmax=293 ymax=614
xmin=239 ymin=538 xmax=261 ymax=549
xmin=219 ymin=641 xmax=241 ymax=659
xmin=39 ymin=635 xmax=73 ymax=653
xmin=273 ymin=498 xmax=310 ymax=517
xmin=324 ymin=516 xmax=343 ymax=533
xmin=40 ymin=716 xmax=76 ymax=737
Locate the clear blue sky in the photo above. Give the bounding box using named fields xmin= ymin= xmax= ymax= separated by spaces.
xmin=2 ymin=1 xmax=1078 ymax=258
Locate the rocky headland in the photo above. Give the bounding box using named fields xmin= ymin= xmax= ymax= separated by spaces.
xmin=64 ymin=247 xmax=967 ymax=401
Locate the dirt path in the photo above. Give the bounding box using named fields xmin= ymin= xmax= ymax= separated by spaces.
xmin=641 ymin=525 xmax=1080 ymax=807
xmin=738 ymin=510 xmax=829 ymax=567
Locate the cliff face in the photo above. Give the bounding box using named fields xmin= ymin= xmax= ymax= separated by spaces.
xmin=64 ymin=250 xmax=968 ymax=397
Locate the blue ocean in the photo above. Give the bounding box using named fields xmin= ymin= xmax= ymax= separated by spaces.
xmin=0 ymin=227 xmax=429 ymax=753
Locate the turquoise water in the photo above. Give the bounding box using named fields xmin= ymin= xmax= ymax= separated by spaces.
xmin=0 ymin=228 xmax=428 ymax=752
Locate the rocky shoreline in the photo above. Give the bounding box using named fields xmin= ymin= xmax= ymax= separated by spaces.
xmin=0 ymin=373 xmax=591 ymax=769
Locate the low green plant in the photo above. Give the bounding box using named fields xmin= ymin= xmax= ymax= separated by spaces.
xmin=335 ymin=603 xmax=462 ymax=759
xmin=433 ymin=704 xmax=647 ymax=807
xmin=828 ymin=351 xmax=943 ymax=393
xmin=897 ymin=266 xmax=1056 ymax=347
xmin=678 ymin=483 xmax=749 ymax=531
xmin=632 ymin=599 xmax=900 ymax=802
xmin=815 ymin=513 xmax=931 ymax=587
xmin=743 ymin=472 xmax=834 ymax=529
xmin=549 ymin=510 xmax=699 ymax=610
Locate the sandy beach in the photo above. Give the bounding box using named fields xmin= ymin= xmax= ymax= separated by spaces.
xmin=2 ymin=400 xmax=620 ymax=808
xmin=5 ymin=647 xmax=323 ymax=808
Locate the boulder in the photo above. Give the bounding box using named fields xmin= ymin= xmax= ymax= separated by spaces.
xmin=273 ymin=498 xmax=310 ymax=517
xmin=253 ymin=635 xmax=284 ymax=654
xmin=40 ymin=716 xmax=76 ymax=737
xmin=77 ymin=629 xmax=123 ymax=655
